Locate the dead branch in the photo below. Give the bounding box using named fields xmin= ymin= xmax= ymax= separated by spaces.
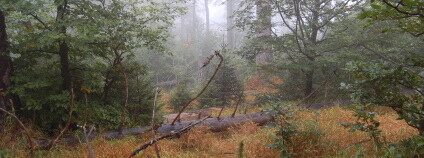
xmin=151 ymin=87 xmax=161 ymax=158
xmin=231 ymin=89 xmax=245 ymax=118
xmin=48 ymin=87 xmax=75 ymax=150
xmin=157 ymin=111 xmax=273 ymax=135
xmin=217 ymin=106 xmax=225 ymax=120
xmin=171 ymin=51 xmax=224 ymax=125
xmin=81 ymin=124 xmax=96 ymax=158
xmin=343 ymin=139 xmax=371 ymax=150
xmin=0 ymin=102 xmax=35 ymax=157
xmin=129 ymin=115 xmax=211 ymax=158
xmin=295 ymin=78 xmax=329 ymax=107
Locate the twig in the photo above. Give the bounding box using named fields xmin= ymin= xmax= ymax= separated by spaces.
xmin=171 ymin=51 xmax=224 ymax=125
xmin=0 ymin=102 xmax=35 ymax=157
xmin=217 ymin=106 xmax=225 ymax=120
xmin=294 ymin=78 xmax=329 ymax=107
xmin=49 ymin=87 xmax=75 ymax=149
xmin=151 ymin=87 xmax=161 ymax=158
xmin=231 ymin=89 xmax=245 ymax=118
xmin=81 ymin=124 xmax=95 ymax=158
xmin=128 ymin=115 xmax=211 ymax=158
xmin=343 ymin=139 xmax=371 ymax=150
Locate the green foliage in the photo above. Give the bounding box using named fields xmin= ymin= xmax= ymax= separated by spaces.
xmin=0 ymin=148 xmax=11 ymax=158
xmin=169 ymin=84 xmax=192 ymax=111
xmin=345 ymin=61 xmax=424 ymax=133
xmin=340 ymin=105 xmax=384 ymax=149
xmin=199 ymin=58 xmax=244 ymax=108
xmin=267 ymin=103 xmax=298 ymax=158
xmin=359 ymin=0 xmax=424 ymax=36
xmin=385 ymin=135 xmax=424 ymax=157
xmin=0 ymin=0 xmax=185 ymax=133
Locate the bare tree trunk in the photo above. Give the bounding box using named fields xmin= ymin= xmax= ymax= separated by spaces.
xmin=226 ymin=0 xmax=235 ymax=50
xmin=255 ymin=0 xmax=272 ymax=77
xmin=204 ymin=0 xmax=210 ymax=33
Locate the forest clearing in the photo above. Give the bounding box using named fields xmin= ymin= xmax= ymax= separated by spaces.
xmin=1 ymin=0 xmax=423 ymax=157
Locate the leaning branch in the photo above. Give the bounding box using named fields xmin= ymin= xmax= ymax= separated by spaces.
xmin=0 ymin=106 xmax=35 ymax=156
xmin=48 ymin=87 xmax=75 ymax=149
xmin=128 ymin=115 xmax=211 ymax=158
xmin=170 ymin=51 xmax=223 ymax=125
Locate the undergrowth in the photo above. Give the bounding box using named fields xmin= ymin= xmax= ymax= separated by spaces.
xmin=0 ymin=105 xmax=418 ymax=158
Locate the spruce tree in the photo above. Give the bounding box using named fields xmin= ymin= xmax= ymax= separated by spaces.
xmin=169 ymin=84 xmax=192 ymax=111
xmin=199 ymin=60 xmax=243 ymax=108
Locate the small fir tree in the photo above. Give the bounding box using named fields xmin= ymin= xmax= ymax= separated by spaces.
xmin=169 ymin=84 xmax=191 ymax=111
xmin=199 ymin=60 xmax=243 ymax=108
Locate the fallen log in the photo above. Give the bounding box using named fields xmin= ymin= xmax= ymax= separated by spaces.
xmin=33 ymin=111 xmax=274 ymax=149
xmin=156 ymin=111 xmax=274 ymax=135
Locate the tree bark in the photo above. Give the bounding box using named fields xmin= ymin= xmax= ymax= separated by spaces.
xmin=158 ymin=111 xmax=273 ymax=134
xmin=304 ymin=70 xmax=314 ymax=98
xmin=226 ymin=0 xmax=235 ymax=50
xmin=419 ymin=103 xmax=424 ymax=135
xmin=0 ymin=10 xmax=13 ymax=126
xmin=57 ymin=2 xmax=71 ymax=91
xmin=255 ymin=0 xmax=272 ymax=77
xmin=204 ymin=0 xmax=210 ymax=33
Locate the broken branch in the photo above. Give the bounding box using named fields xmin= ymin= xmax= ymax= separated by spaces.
xmin=129 ymin=115 xmax=211 ymax=158
xmin=171 ymin=51 xmax=224 ymax=125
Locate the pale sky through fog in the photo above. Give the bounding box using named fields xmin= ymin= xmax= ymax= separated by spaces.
xmin=196 ymin=1 xmax=227 ymax=33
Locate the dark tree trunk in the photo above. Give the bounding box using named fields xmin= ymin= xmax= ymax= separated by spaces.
xmin=419 ymin=104 xmax=424 ymax=135
xmin=57 ymin=3 xmax=71 ymax=91
xmin=304 ymin=70 xmax=314 ymax=97
xmin=0 ymin=11 xmax=14 ymax=126
xmin=302 ymin=0 xmax=320 ymax=99
xmin=59 ymin=41 xmax=71 ymax=91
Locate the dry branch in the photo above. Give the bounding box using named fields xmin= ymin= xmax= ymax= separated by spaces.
xmin=129 ymin=115 xmax=211 ymax=158
xmin=81 ymin=124 xmax=96 ymax=158
xmin=48 ymin=87 xmax=75 ymax=150
xmin=0 ymin=103 xmax=35 ymax=156
xmin=231 ymin=89 xmax=245 ymax=117
xmin=151 ymin=87 xmax=161 ymax=158
xmin=157 ymin=111 xmax=274 ymax=135
xmin=171 ymin=51 xmax=224 ymax=125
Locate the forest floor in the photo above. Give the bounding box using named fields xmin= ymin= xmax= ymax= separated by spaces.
xmin=4 ymin=105 xmax=417 ymax=158
xmin=1 ymin=77 xmax=418 ymax=157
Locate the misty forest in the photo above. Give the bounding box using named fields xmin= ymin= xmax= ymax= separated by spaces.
xmin=0 ymin=0 xmax=423 ymax=157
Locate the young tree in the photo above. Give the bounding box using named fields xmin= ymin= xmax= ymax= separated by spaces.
xmin=200 ymin=59 xmax=244 ymax=107
xmin=169 ymin=84 xmax=192 ymax=111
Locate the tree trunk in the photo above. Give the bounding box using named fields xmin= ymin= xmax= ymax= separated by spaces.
xmin=255 ymin=0 xmax=272 ymax=77
xmin=302 ymin=0 xmax=319 ymax=99
xmin=0 ymin=11 xmax=13 ymax=127
xmin=157 ymin=111 xmax=274 ymax=134
xmin=419 ymin=104 xmax=424 ymax=135
xmin=226 ymin=0 xmax=235 ymax=50
xmin=204 ymin=0 xmax=210 ymax=33
xmin=57 ymin=3 xmax=71 ymax=91
xmin=304 ymin=70 xmax=314 ymax=97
